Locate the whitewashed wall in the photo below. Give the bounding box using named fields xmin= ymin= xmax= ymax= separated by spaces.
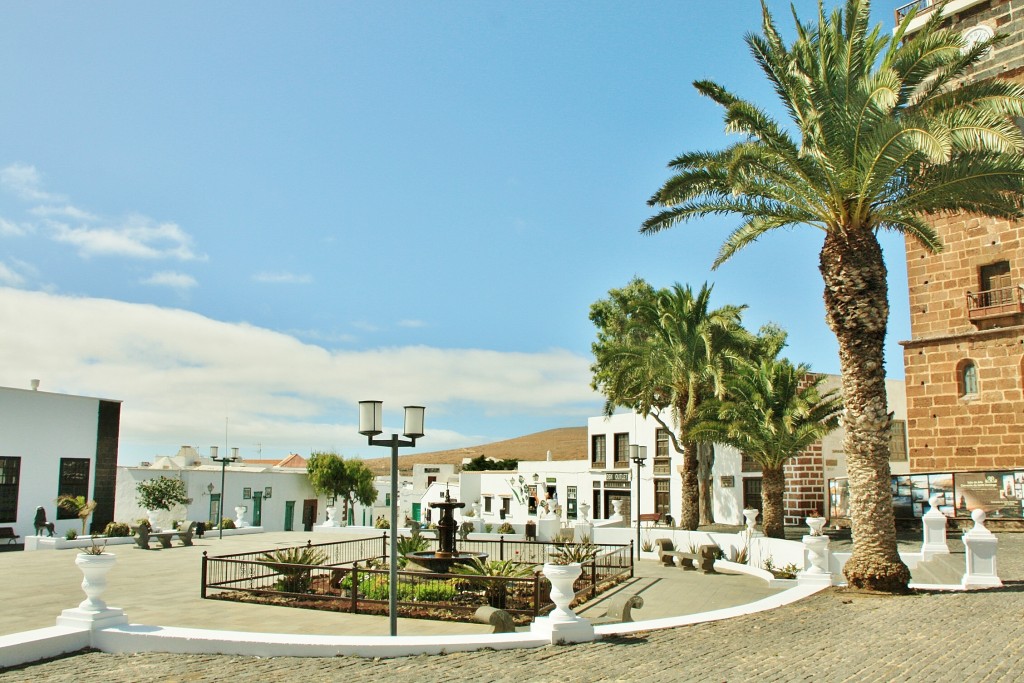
xmin=0 ymin=387 xmax=106 ymax=540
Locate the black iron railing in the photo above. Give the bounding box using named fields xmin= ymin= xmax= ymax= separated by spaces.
xmin=895 ymin=0 xmax=934 ymax=23
xmin=201 ymin=535 xmax=633 ymax=620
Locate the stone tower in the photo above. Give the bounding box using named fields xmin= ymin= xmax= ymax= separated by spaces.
xmin=898 ymin=0 xmax=1024 ymax=472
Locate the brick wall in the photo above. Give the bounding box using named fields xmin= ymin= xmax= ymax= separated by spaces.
xmin=783 ymin=443 xmax=825 ymax=526
xmin=901 ymin=0 xmax=1024 ymax=473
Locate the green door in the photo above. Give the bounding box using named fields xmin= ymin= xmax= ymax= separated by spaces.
xmin=210 ymin=494 xmax=221 ymax=524
xmin=412 ymin=502 xmax=421 ymax=522
xmin=252 ymin=492 xmax=263 ymax=527
xmin=284 ymin=501 xmax=295 ymax=531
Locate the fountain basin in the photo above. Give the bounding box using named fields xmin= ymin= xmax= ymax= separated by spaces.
xmin=404 ymin=551 xmax=488 ymax=574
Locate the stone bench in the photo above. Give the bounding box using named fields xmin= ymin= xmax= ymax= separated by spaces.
xmin=474 ymin=605 xmax=517 ymax=633
xmin=133 ymin=521 xmax=196 ymax=549
xmin=592 ymin=592 xmax=644 ymax=625
xmin=655 ymin=538 xmax=716 ymax=574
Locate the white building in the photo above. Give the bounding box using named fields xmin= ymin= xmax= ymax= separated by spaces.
xmin=587 ymin=376 xmax=908 ymax=526
xmin=116 ymin=447 xmax=334 ymax=532
xmin=0 ymin=383 xmax=121 ymax=540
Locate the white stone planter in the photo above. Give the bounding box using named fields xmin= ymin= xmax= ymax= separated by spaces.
xmin=542 ymin=562 xmax=582 ymax=622
xmin=56 ymin=552 xmax=128 ymax=630
xmin=234 ymin=506 xmax=249 ymax=528
xmin=322 ymin=507 xmax=339 ymax=527
xmin=146 ymin=509 xmax=162 ymax=532
xmin=805 ymin=516 xmax=826 ymax=536
xmin=74 ymin=553 xmax=117 ymax=612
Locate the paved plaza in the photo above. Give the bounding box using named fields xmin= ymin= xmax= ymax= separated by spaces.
xmin=2 ymin=530 xmax=1024 ymax=681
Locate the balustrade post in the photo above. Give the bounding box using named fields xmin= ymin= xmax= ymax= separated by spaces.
xmin=921 ymin=495 xmax=950 ymax=562
xmin=499 ymin=535 xmax=505 ymax=561
xmin=963 ymin=509 xmax=1002 ymax=589
xmin=351 ymin=566 xmax=359 ymax=613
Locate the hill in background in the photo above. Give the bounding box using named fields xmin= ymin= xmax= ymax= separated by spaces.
xmin=359 ymin=426 xmax=587 ymax=476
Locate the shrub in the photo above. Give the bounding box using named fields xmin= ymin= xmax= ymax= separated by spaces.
xmin=103 ymin=522 xmax=132 ymax=538
xmin=484 ymin=523 xmax=493 ymax=533
xmin=259 ymin=547 xmax=328 ymax=593
xmin=548 ymin=540 xmax=599 ymax=565
xmin=220 ymin=518 xmax=236 ymax=530
xmin=374 ymin=516 xmax=391 ymax=529
xmin=413 ymin=580 xmax=457 ymax=602
xmin=453 ymin=557 xmax=533 ymax=609
xmin=64 ymin=529 xmax=78 ymax=541
xmin=497 ymin=522 xmax=515 ymax=535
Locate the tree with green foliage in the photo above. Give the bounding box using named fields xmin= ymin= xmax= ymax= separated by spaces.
xmin=591 ymin=278 xmax=749 ymax=530
xmin=693 ymin=330 xmax=844 ymax=538
xmin=641 ymin=0 xmax=1024 ymax=591
xmin=461 ymin=454 xmax=519 ymax=471
xmin=307 ymin=451 xmax=378 ymax=525
xmin=56 ymin=495 xmax=97 ymax=536
xmin=136 ymin=476 xmax=192 ymax=512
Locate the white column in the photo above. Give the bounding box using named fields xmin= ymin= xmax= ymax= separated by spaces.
xmin=743 ymin=508 xmax=763 ymax=538
xmin=921 ymin=495 xmax=950 ymax=562
xmin=797 ymin=516 xmax=832 ymax=586
xmin=962 ymin=509 xmax=1002 ymax=589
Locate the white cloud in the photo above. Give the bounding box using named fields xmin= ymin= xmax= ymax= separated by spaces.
xmin=252 ymin=271 xmax=312 ymax=284
xmin=142 ymin=271 xmax=198 ymax=290
xmin=29 ymin=204 xmax=97 ymax=222
xmin=49 ymin=214 xmax=201 ymax=260
xmin=0 ymin=217 xmax=27 ymax=237
xmin=0 ymin=263 xmax=24 ymax=286
xmin=0 ymin=289 xmax=599 ymax=463
xmin=398 ymin=319 xmax=427 ymax=328
xmin=0 ymin=163 xmax=65 ymax=202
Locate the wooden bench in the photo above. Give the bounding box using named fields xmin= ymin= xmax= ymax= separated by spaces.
xmin=655 ymin=538 xmax=717 ymax=574
xmin=592 ymin=592 xmax=644 ymax=625
xmin=0 ymin=527 xmax=19 ymax=545
xmin=133 ymin=521 xmax=196 ymax=549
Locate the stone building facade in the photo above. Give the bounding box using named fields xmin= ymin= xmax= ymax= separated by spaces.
xmin=899 ymin=0 xmax=1024 ymax=472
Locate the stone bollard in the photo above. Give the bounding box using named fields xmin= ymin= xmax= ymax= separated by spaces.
xmin=797 ymin=516 xmax=832 ymax=586
xmin=962 ymin=509 xmax=1002 ymax=589
xmin=921 ymin=495 xmax=950 ymax=562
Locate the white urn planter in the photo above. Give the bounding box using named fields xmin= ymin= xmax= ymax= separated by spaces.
xmin=531 ymin=562 xmax=595 ymax=644
xmin=146 ymin=509 xmax=162 ymax=532
xmin=322 ymin=506 xmax=339 ymax=527
xmin=542 ymin=562 xmax=582 ymax=622
xmin=234 ymin=506 xmax=249 ymax=528
xmin=75 ymin=553 xmax=117 ymax=612
xmin=805 ymin=516 xmax=826 ymax=537
xmin=57 ymin=551 xmax=128 ymax=630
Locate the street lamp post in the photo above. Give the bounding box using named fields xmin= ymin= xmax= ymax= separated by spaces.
xmin=630 ymin=444 xmax=648 ymax=560
xmin=211 ymin=446 xmax=240 ymax=540
xmin=358 ymin=400 xmax=425 ymax=637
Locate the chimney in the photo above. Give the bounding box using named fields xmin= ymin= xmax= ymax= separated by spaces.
xmin=546 ymin=450 xmax=552 ymax=462
xmin=30 ymin=379 xmax=39 ymax=391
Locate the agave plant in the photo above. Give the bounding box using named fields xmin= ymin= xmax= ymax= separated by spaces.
xmin=452 ymin=557 xmax=534 ymax=609
xmin=259 ymin=546 xmax=327 ymax=594
xmin=547 ymin=539 xmax=599 ymax=566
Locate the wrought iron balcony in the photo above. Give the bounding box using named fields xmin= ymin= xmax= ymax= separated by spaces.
xmin=895 ymin=0 xmax=934 ymax=23
xmin=966 ymin=286 xmax=1024 ymax=321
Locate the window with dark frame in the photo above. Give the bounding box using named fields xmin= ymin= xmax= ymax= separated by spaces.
xmin=484 ymin=496 xmax=492 ymax=513
xmin=591 ymin=434 xmax=606 ymax=466
xmin=654 ymin=478 xmax=670 ymax=516
xmin=0 ymin=457 xmax=20 ymax=523
xmin=960 ymin=361 xmax=979 ymax=397
xmin=654 ymin=428 xmax=671 ymax=475
xmin=56 ymin=458 xmax=90 ymax=520
xmin=613 ymin=433 xmax=630 ymax=468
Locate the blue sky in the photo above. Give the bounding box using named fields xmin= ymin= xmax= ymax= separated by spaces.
xmin=0 ymin=1 xmax=909 ymax=464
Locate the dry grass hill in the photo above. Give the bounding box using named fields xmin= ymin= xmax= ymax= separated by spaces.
xmin=360 ymin=426 xmax=587 ymax=476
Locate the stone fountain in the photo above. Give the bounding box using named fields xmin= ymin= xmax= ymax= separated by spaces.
xmin=405 ymin=489 xmax=487 ymax=573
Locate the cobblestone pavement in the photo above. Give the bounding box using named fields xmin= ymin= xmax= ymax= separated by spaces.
xmin=4 ymin=532 xmax=1022 ymax=683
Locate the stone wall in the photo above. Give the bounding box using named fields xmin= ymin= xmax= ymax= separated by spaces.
xmin=900 ymin=0 xmax=1024 ymax=473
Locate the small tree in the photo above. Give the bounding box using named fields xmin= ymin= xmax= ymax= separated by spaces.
xmin=56 ymin=495 xmax=97 ymax=536
xmin=136 ymin=476 xmax=193 ymax=512
xmin=462 ymin=454 xmax=519 ymax=471
xmin=307 ymin=451 xmax=378 ymax=524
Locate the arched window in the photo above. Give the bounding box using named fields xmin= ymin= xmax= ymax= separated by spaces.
xmin=959 ymin=361 xmax=978 ymax=397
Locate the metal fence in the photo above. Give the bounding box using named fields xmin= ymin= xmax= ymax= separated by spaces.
xmin=201 ymin=535 xmax=632 ymax=620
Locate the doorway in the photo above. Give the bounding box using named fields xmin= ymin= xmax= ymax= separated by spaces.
xmin=209 ymin=494 xmax=221 ymax=524
xmin=604 ymin=491 xmax=631 ymax=524
xmin=284 ymin=501 xmax=295 ymax=531
xmin=302 ymin=499 xmax=318 ymax=532
xmin=252 ymin=491 xmax=263 ymax=527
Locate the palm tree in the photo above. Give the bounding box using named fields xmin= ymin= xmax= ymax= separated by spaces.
xmin=693 ymin=342 xmax=843 ymax=538
xmin=641 ymin=0 xmax=1024 ymax=591
xmin=56 ymin=495 xmax=97 ymax=536
xmin=591 ymin=280 xmax=749 ymax=529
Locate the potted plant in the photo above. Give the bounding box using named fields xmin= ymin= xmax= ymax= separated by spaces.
xmin=74 ymin=538 xmax=115 ymax=612
xmin=56 ymin=495 xmax=97 ymax=537
xmin=542 ymin=540 xmax=598 ymax=622
xmin=136 ymin=476 xmax=192 ymax=531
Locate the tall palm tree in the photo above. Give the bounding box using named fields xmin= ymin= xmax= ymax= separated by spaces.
xmin=641 ymin=0 xmax=1024 ymax=591
xmin=591 ymin=281 xmax=748 ymax=529
xmin=694 ymin=344 xmax=844 ymax=538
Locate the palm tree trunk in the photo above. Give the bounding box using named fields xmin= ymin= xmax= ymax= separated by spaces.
xmin=820 ymin=228 xmax=910 ymax=592
xmin=697 ymin=442 xmax=715 ymax=526
xmin=760 ymin=466 xmax=786 ymax=539
xmin=679 ymin=441 xmax=700 ymax=530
